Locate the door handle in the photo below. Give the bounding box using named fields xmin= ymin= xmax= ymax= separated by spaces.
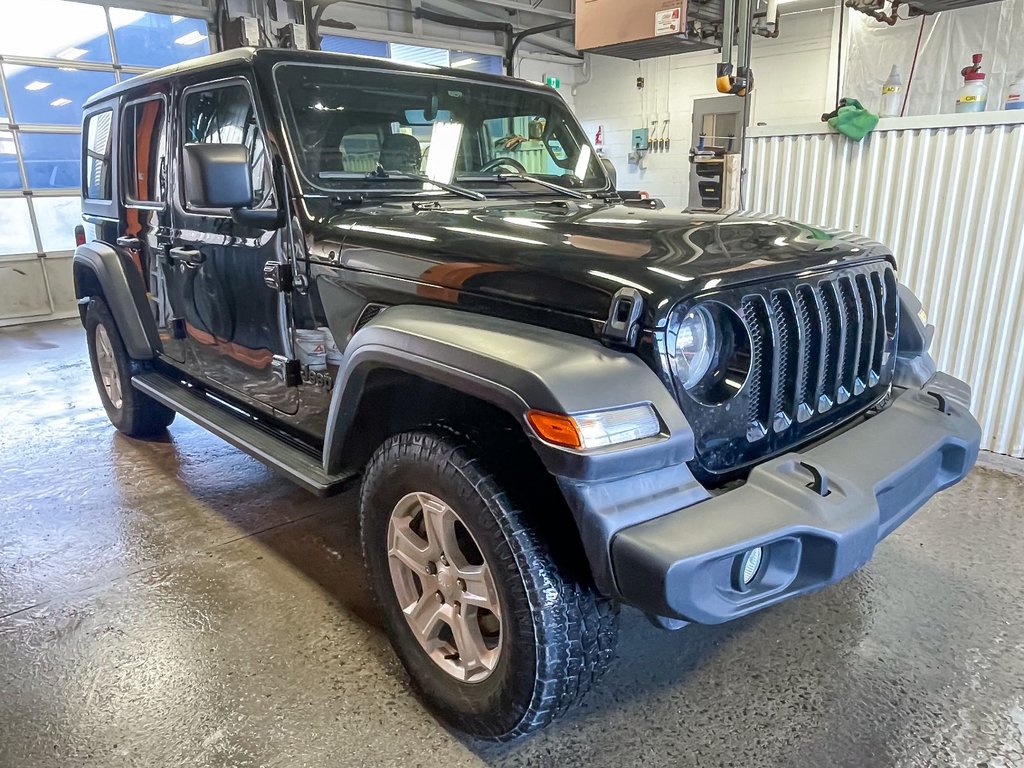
xmin=116 ymin=236 xmax=142 ymax=250
xmin=168 ymin=246 xmax=205 ymax=266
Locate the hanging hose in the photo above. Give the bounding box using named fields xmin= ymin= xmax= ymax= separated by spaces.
xmin=901 ymin=16 xmax=926 ymax=117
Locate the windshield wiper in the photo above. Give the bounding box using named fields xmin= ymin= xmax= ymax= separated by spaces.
xmin=490 ymin=173 xmax=590 ymax=200
xmin=318 ymin=167 xmax=486 ymax=202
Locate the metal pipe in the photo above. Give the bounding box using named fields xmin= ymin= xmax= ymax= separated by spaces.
xmin=720 ymin=0 xmax=735 ymax=67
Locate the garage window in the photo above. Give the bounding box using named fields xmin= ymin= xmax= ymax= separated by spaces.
xmin=83 ymin=110 xmax=113 ymax=201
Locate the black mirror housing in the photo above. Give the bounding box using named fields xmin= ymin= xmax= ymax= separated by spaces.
xmin=600 ymin=156 xmax=618 ymax=190
xmin=183 ymin=143 xmax=255 ymax=209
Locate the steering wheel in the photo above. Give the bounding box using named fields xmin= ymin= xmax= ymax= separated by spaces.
xmin=480 ymin=157 xmax=528 ymax=174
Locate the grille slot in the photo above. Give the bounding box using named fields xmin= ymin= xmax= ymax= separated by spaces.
xmin=730 ymin=263 xmax=898 ymax=448
xmin=741 ymin=296 xmax=773 ymax=442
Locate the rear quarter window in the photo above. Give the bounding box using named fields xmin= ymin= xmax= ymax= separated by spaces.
xmin=83 ymin=109 xmax=113 ymax=200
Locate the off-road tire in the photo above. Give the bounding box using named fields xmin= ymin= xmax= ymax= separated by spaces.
xmin=360 ymin=429 xmax=619 ymax=741
xmin=85 ymin=297 xmax=174 ymax=437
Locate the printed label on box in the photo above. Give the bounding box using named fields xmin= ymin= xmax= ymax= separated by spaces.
xmin=654 ymin=7 xmax=682 ymax=36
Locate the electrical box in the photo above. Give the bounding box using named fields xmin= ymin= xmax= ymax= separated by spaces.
xmin=575 ymin=0 xmax=719 ymax=60
xmin=631 ymin=128 xmax=650 ymax=151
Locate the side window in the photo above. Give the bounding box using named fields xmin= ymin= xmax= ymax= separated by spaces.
xmin=182 ymin=82 xmax=270 ymax=207
xmin=122 ymin=98 xmax=167 ymax=206
xmin=83 ymin=110 xmax=113 ymax=200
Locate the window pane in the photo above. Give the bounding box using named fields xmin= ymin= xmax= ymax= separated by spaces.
xmin=83 ymin=111 xmax=113 ymax=198
xmin=389 ymin=44 xmax=448 ymax=67
xmin=451 ymin=52 xmax=504 ymax=75
xmin=0 ymin=198 xmax=37 ymax=256
xmin=33 ymin=196 xmax=82 ymax=253
xmin=21 ymin=132 xmax=83 ymax=190
xmin=320 ymin=35 xmax=388 ymax=58
xmin=183 ymin=85 xmax=270 ymax=204
xmin=110 ymin=9 xmax=211 ymax=68
xmin=5 ymin=65 xmax=116 ymax=127
xmin=123 ymin=99 xmax=166 ymax=204
xmin=0 ymin=131 xmax=22 ymax=190
xmin=0 ymin=0 xmax=112 ymax=63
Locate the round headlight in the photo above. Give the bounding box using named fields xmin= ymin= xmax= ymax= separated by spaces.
xmin=675 ymin=305 xmax=716 ymax=390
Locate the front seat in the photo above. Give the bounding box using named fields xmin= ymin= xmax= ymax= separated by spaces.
xmin=379 ymin=133 xmax=422 ymax=174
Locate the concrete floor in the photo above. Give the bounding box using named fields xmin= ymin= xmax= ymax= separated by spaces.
xmin=1 ymin=319 xmax=1023 ymax=768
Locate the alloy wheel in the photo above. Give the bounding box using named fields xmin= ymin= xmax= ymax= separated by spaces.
xmin=94 ymin=324 xmax=123 ymax=410
xmin=387 ymin=491 xmax=502 ymax=683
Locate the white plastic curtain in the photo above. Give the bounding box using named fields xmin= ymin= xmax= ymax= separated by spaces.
xmin=842 ymin=0 xmax=1024 ymax=117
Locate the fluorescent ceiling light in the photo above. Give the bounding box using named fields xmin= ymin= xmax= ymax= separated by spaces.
xmin=451 ymin=58 xmax=477 ymax=68
xmin=57 ymin=47 xmax=86 ymax=60
xmin=25 ymin=81 xmax=51 ymax=91
xmin=50 ymin=98 xmax=72 ymax=107
xmin=175 ymin=31 xmax=206 ymax=46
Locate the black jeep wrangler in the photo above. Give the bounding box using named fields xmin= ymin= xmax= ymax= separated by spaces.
xmin=75 ymin=48 xmax=980 ymax=740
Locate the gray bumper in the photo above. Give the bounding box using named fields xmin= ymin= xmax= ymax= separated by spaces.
xmin=611 ymin=372 xmax=981 ymax=624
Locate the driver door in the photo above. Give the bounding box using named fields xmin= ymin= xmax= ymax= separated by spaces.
xmin=167 ymin=76 xmax=298 ymax=414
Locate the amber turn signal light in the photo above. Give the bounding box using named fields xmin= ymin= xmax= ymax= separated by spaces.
xmin=526 ymin=410 xmax=582 ymax=450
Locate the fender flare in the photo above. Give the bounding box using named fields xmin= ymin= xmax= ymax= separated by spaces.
xmin=324 ymin=305 xmax=710 ymax=597
xmin=73 ymin=241 xmax=159 ymax=360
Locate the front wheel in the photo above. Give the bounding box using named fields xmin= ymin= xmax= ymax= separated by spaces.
xmin=85 ymin=298 xmax=174 ymax=438
xmin=360 ymin=430 xmax=618 ymax=740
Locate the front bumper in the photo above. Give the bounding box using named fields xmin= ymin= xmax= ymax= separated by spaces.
xmin=611 ymin=372 xmax=981 ymax=624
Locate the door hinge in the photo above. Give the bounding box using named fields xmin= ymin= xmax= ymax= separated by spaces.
xmin=602 ymin=287 xmax=645 ymax=348
xmin=271 ymin=355 xmax=301 ymax=387
xmin=263 ymin=261 xmax=294 ymax=292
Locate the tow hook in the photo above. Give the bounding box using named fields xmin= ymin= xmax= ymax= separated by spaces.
xmin=800 ymin=462 xmax=831 ymax=497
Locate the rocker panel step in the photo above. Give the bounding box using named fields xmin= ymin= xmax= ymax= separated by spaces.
xmin=132 ymin=372 xmax=354 ymax=496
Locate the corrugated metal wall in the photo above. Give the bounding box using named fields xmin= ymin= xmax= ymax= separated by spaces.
xmin=746 ymin=122 xmax=1024 ymax=458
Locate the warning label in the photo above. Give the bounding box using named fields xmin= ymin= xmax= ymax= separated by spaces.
xmin=654 ymin=7 xmax=683 ymax=36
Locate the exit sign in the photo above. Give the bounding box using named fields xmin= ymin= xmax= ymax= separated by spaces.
xmin=545 ymin=75 xmax=561 ymax=89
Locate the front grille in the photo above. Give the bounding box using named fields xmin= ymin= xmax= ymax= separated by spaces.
xmin=686 ymin=262 xmax=899 ymax=478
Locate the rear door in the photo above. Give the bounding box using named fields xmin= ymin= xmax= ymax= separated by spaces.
xmin=168 ymin=75 xmax=298 ymax=414
xmin=119 ymin=92 xmax=185 ymax=362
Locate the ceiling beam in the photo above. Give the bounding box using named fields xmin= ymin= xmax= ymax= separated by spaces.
xmin=457 ymin=0 xmax=575 ymax=20
xmin=421 ymin=0 xmax=579 ymax=57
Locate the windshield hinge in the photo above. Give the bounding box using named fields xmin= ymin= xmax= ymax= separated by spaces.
xmin=602 ymin=288 xmax=645 ymax=348
xmin=412 ymin=200 xmax=443 ymax=211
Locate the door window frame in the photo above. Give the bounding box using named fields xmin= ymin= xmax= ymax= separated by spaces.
xmin=120 ymin=93 xmax=169 ymax=211
xmin=177 ymin=76 xmax=275 ymax=218
xmin=81 ymin=102 xmax=118 ymax=221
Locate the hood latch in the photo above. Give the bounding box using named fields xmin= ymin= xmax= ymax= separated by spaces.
xmin=602 ymin=287 xmax=645 ymax=348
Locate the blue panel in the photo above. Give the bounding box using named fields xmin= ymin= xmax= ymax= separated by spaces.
xmin=320 ymin=35 xmax=388 ymax=58
xmin=450 ymin=51 xmax=504 ymax=75
xmin=0 ymin=0 xmax=112 ymax=63
xmin=19 ymin=133 xmax=81 ymax=190
xmin=109 ymin=9 xmax=211 ymax=68
xmin=389 ymin=44 xmax=448 ymax=67
xmin=5 ymin=65 xmax=116 ymax=126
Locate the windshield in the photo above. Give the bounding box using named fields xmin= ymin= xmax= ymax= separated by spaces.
xmin=274 ymin=63 xmax=609 ymax=196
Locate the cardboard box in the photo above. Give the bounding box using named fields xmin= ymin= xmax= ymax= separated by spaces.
xmin=575 ymin=0 xmax=688 ymax=52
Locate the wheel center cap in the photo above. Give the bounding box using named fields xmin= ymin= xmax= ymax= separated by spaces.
xmin=437 ymin=568 xmax=455 ymax=596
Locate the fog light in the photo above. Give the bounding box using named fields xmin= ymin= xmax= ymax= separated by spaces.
xmin=735 ymin=547 xmax=764 ymax=591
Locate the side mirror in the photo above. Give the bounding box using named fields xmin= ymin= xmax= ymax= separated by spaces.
xmin=600 ymin=156 xmax=618 ymax=190
xmin=183 ymin=143 xmax=255 ymax=210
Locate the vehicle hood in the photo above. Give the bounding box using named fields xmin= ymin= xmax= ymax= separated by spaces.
xmin=306 ymin=199 xmax=893 ymax=328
